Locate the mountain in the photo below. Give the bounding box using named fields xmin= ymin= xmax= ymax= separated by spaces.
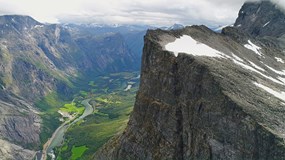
xmin=95 ymin=1 xmax=285 ymax=159
xmin=64 ymin=24 xmax=149 ymax=63
xmin=160 ymin=23 xmax=185 ymax=31
xmin=0 ymin=15 xmax=145 ymax=159
xmin=234 ymin=1 xmax=285 ymax=37
xmin=64 ymin=23 xmax=148 ymax=69
xmin=167 ymin=23 xmax=185 ymax=30
xmin=212 ymin=24 xmax=233 ymax=33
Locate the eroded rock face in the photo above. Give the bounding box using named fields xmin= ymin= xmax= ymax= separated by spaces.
xmin=95 ymin=1 xmax=285 ymax=157
xmin=234 ymin=1 xmax=285 ymax=37
xmin=0 ymin=95 xmax=40 ymax=159
xmin=0 ymin=139 xmax=35 ymax=160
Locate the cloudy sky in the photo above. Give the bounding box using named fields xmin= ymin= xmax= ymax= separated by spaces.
xmin=0 ymin=0 xmax=280 ymax=27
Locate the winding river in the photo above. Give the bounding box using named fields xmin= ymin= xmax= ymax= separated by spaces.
xmin=39 ymin=99 xmax=94 ymax=160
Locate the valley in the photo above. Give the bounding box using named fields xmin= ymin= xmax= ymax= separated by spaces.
xmin=36 ymin=71 xmax=140 ymax=160
xmin=2 ymin=0 xmax=285 ymax=160
xmin=0 ymin=15 xmax=146 ymax=159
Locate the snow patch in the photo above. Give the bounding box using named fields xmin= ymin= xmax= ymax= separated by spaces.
xmin=233 ymin=59 xmax=258 ymax=73
xmin=165 ymin=35 xmax=225 ymax=58
xmin=124 ymin=85 xmax=132 ymax=91
xmin=232 ymin=53 xmax=244 ymax=62
xmin=34 ymin=25 xmax=44 ymax=29
xmin=263 ymin=21 xmax=270 ymax=27
xmin=248 ymin=61 xmax=265 ymax=71
xmin=278 ymin=77 xmax=285 ymax=84
xmin=165 ymin=36 xmax=283 ymax=86
xmin=275 ymin=57 xmax=284 ymax=64
xmin=254 ymin=82 xmax=285 ymax=102
xmin=237 ymin=24 xmax=242 ymax=27
xmin=265 ymin=65 xmax=285 ymax=76
xmin=244 ymin=40 xmax=263 ymax=56
xmin=232 ymin=60 xmax=284 ymax=85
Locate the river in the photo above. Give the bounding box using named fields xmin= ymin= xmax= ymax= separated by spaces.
xmin=39 ymin=99 xmax=94 ymax=160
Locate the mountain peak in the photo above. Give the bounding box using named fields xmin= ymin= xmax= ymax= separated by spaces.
xmin=234 ymin=0 xmax=285 ymax=37
xmin=168 ymin=23 xmax=184 ymax=30
xmin=0 ymin=15 xmax=41 ymax=31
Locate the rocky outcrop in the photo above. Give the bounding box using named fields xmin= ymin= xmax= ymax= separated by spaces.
xmin=234 ymin=1 xmax=285 ymax=37
xmin=0 ymin=95 xmax=40 ymax=159
xmin=95 ymin=2 xmax=285 ymax=158
xmin=0 ymin=139 xmax=35 ymax=160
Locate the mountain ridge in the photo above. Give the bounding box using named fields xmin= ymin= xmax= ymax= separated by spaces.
xmin=94 ymin=1 xmax=285 ymax=159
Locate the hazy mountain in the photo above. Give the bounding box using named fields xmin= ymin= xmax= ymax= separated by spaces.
xmin=0 ymin=15 xmax=145 ymax=159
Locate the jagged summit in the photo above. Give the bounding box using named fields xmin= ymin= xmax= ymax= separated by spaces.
xmin=234 ymin=0 xmax=285 ymax=37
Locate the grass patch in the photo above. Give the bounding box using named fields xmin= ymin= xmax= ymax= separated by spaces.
xmin=60 ymin=102 xmax=85 ymax=115
xmin=95 ymin=97 xmax=112 ymax=104
xmin=71 ymin=146 xmax=88 ymax=160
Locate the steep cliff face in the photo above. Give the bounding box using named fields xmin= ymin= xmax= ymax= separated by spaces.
xmin=95 ymin=2 xmax=285 ymax=158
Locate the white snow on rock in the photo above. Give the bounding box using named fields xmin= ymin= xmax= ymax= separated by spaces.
xmin=124 ymin=85 xmax=132 ymax=91
xmin=34 ymin=25 xmax=44 ymax=29
xmin=165 ymin=35 xmax=225 ymax=58
xmin=254 ymin=82 xmax=285 ymax=102
xmin=278 ymin=77 xmax=285 ymax=84
xmin=244 ymin=40 xmax=263 ymax=56
xmin=232 ymin=59 xmax=284 ymax=85
xmin=165 ymin=35 xmax=284 ymax=86
xmin=232 ymin=53 xmax=244 ymax=62
xmin=263 ymin=21 xmax=270 ymax=27
xmin=248 ymin=61 xmax=265 ymax=72
xmin=233 ymin=59 xmax=259 ymax=73
xmin=275 ymin=57 xmax=285 ymax=64
xmin=265 ymin=65 xmax=285 ymax=76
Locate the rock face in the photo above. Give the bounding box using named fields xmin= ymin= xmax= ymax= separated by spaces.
xmin=95 ymin=1 xmax=285 ymax=159
xmin=0 ymin=139 xmax=35 ymax=160
xmin=234 ymin=1 xmax=285 ymax=37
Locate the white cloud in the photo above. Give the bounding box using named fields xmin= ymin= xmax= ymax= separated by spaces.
xmin=0 ymin=0 xmax=283 ymax=26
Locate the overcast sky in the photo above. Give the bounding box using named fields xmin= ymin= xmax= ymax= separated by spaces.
xmin=0 ymin=0 xmax=282 ymax=27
